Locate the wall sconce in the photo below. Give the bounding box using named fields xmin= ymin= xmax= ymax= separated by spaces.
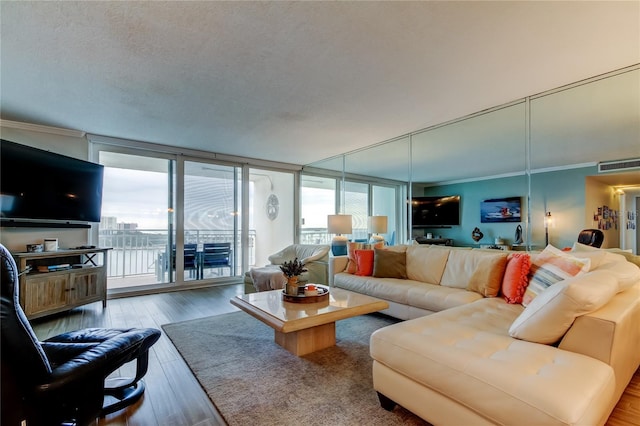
xmin=368 ymin=216 xmax=388 ymax=244
xmin=328 ymin=214 xmax=352 ymax=256
xmin=544 ymin=211 xmax=552 ymax=246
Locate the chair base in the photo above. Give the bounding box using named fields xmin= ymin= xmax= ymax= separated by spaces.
xmin=101 ymin=377 xmax=146 ymax=416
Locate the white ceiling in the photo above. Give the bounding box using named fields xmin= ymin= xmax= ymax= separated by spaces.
xmin=1 ymin=1 xmax=639 ymax=171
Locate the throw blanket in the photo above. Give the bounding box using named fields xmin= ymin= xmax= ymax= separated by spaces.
xmin=249 ymin=265 xmax=287 ymax=292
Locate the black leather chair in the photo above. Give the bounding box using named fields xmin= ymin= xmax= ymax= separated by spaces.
xmin=578 ymin=228 xmax=605 ymax=248
xmin=0 ymin=244 xmax=161 ymax=426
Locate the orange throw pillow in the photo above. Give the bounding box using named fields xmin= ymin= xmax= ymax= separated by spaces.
xmin=354 ymin=249 xmax=375 ymax=276
xmin=346 ymin=241 xmax=384 ymax=274
xmin=501 ymin=253 xmax=531 ymax=304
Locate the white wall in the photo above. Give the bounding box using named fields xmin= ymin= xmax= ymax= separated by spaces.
xmin=584 ymin=177 xmax=620 ymax=249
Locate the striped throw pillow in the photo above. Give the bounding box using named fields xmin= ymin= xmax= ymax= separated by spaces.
xmin=522 ymin=245 xmax=590 ymax=307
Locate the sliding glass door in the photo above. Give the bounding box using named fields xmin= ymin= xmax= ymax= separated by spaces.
xmin=98 ymin=151 xmax=175 ymax=289
xmin=183 ymin=161 xmax=241 ymax=280
xmin=248 ymin=168 xmax=295 ymax=269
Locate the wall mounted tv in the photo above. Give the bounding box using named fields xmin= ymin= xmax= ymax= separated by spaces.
xmin=480 ymin=197 xmax=522 ymax=223
xmin=1 ymin=139 xmax=104 ymax=228
xmin=411 ymin=195 xmax=461 ymax=227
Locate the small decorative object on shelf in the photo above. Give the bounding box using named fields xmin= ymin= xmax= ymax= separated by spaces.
xmin=471 ymin=227 xmax=484 ymax=242
xmin=514 ymin=224 xmax=523 ymax=244
xmin=280 ymin=257 xmax=307 ymax=296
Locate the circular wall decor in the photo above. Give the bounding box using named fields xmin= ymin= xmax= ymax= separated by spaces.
xmin=267 ymin=194 xmax=279 ymax=220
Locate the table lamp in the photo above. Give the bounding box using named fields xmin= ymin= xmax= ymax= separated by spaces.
xmin=328 ymin=214 xmax=352 ymax=256
xmin=368 ymin=216 xmax=388 ymax=244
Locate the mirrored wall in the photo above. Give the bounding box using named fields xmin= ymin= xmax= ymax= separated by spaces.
xmin=304 ymin=65 xmax=640 ymax=252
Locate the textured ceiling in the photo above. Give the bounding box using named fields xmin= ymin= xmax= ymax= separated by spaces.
xmin=1 ymin=1 xmax=639 ymax=169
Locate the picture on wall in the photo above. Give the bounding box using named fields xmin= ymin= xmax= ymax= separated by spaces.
xmin=480 ymin=197 xmax=522 ymax=223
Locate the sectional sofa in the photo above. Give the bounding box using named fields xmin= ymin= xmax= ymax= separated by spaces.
xmin=329 ymin=243 xmax=640 ymax=425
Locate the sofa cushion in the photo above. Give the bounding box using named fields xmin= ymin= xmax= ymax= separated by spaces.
xmin=522 ymin=244 xmax=590 ymax=306
xmin=405 ymin=245 xmax=450 ymax=284
xmin=373 ymin=248 xmax=407 ymax=279
xmin=571 ymin=243 xmax=640 ymax=291
xmin=354 ymin=249 xmax=374 ymax=276
xmin=509 ymin=270 xmax=618 ymax=344
xmin=371 ymin=297 xmax=616 ymax=426
xmin=501 ymin=253 xmax=531 ymax=304
xmin=406 ymin=284 xmax=483 ymax=312
xmin=467 ymin=254 xmax=509 ymax=297
xmin=333 ymin=273 xmax=416 ymax=305
xmin=606 ymin=249 xmax=640 ymax=268
xmin=346 ymin=242 xmax=384 ymax=274
xmin=440 ymin=249 xmax=508 ymax=297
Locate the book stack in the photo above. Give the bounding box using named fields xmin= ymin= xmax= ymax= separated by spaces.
xmin=37 ymin=264 xmax=72 ymax=273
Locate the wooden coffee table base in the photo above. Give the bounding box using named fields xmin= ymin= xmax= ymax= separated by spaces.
xmin=230 ymin=287 xmax=388 ymax=357
xmin=274 ymin=322 xmax=336 ymax=356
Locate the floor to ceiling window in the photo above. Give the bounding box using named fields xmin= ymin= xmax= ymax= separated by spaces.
xmin=92 ymin=138 xmax=299 ymax=293
xmin=372 ymin=184 xmax=397 ymax=245
xmin=344 ymin=181 xmax=369 ymax=241
xmin=301 ymin=175 xmax=336 ymax=245
xmin=301 ymin=171 xmax=406 ymax=245
xmin=248 ymin=168 xmax=295 ymax=268
xmin=183 ymin=161 xmax=241 ymax=280
xmin=97 ymin=151 xmax=175 ymax=289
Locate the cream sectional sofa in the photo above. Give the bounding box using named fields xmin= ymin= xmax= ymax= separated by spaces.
xmin=329 ymin=244 xmax=640 ymax=425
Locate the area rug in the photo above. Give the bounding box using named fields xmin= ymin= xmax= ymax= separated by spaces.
xmin=162 ymin=311 xmax=430 ymax=426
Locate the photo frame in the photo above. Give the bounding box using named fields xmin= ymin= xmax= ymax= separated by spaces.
xmin=480 ymin=197 xmax=522 ymax=223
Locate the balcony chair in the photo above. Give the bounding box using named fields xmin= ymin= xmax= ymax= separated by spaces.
xmin=577 ymin=228 xmax=604 ymax=248
xmin=174 ymin=243 xmax=199 ymax=278
xmin=244 ymin=244 xmax=330 ymax=293
xmin=0 ymin=243 xmax=161 ymax=426
xmin=200 ymin=242 xmax=232 ymax=278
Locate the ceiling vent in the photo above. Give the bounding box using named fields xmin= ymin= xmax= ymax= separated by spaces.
xmin=598 ymin=158 xmax=640 ymax=173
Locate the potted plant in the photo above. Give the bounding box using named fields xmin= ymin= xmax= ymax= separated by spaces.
xmin=280 ymin=258 xmax=307 ymax=295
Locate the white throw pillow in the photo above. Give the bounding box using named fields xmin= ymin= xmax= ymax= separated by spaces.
xmin=509 ymin=270 xmax=618 ymax=344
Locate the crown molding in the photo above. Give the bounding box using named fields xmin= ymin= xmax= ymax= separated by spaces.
xmin=0 ymin=120 xmax=86 ymax=138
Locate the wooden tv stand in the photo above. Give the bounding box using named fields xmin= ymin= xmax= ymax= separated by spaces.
xmin=12 ymin=248 xmax=111 ymax=319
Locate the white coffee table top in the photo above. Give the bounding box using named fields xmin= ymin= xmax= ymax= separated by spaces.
xmin=230 ymin=286 xmax=389 ymax=333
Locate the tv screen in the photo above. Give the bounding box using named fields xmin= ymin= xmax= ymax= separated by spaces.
xmin=411 ymin=195 xmax=460 ymax=227
xmin=1 ymin=140 xmax=104 ymax=225
xmin=480 ymin=197 xmax=522 ymax=223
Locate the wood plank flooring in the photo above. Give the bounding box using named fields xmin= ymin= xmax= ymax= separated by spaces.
xmin=29 ymin=284 xmax=640 ymax=426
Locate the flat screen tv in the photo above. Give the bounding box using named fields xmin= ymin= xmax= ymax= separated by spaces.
xmin=411 ymin=195 xmax=460 ymax=227
xmin=480 ymin=197 xmax=522 ymax=223
xmin=1 ymin=139 xmax=104 ymax=227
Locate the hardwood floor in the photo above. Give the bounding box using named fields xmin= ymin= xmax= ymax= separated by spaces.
xmin=29 ymin=284 xmax=640 ymax=426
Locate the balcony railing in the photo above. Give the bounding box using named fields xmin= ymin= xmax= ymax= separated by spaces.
xmin=99 ymin=227 xmax=372 ymax=281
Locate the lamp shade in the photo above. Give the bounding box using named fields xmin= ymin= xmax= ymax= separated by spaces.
xmin=368 ymin=216 xmax=388 ymax=234
xmin=328 ymin=214 xmax=352 ymax=235
xmin=328 ymin=214 xmax=352 ymax=256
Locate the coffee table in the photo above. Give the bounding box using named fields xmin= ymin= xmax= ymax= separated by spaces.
xmin=230 ymin=286 xmax=389 ymax=356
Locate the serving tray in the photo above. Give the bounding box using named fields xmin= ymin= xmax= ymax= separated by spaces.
xmin=282 ymin=285 xmax=329 ymax=304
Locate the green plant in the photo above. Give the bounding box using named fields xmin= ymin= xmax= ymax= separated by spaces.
xmin=279 ymin=257 xmax=307 ymax=278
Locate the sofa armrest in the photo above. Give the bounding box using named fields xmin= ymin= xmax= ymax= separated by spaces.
xmin=328 ymin=256 xmax=349 ymax=286
xmin=268 ymin=246 xmax=293 ymax=265
xmin=300 ymin=248 xmax=330 ymax=264
xmin=306 ymin=260 xmax=328 ymax=285
xmin=559 ymin=283 xmax=640 ymax=398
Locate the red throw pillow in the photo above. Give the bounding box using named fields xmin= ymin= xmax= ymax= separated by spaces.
xmin=354 ymin=249 xmax=375 ymax=276
xmin=501 ymin=253 xmax=531 ymax=304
